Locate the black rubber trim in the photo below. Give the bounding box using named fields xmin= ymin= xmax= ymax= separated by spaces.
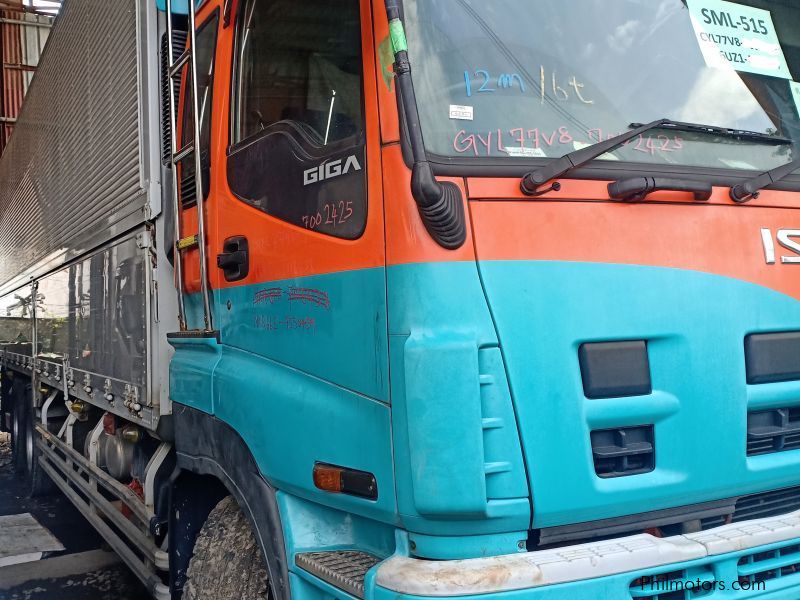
xmin=535 ymin=497 xmax=735 ymax=547
xmin=420 ymin=151 xmax=800 ymax=192
xmin=173 ymin=404 xmax=289 ymax=600
xmin=167 ymin=330 xmax=221 ymax=342
xmin=745 ymin=332 xmax=800 ymax=385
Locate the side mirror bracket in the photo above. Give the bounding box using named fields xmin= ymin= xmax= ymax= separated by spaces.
xmin=385 ymin=1 xmax=467 ymax=250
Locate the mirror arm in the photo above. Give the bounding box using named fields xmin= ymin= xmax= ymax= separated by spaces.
xmin=385 ymin=0 xmax=466 ymax=249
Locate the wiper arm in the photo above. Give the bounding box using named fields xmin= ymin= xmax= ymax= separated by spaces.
xmin=730 ymin=157 xmax=800 ymax=203
xmin=520 ymin=118 xmax=792 ymax=197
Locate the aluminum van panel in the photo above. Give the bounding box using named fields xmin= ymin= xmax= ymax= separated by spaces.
xmin=0 ymin=0 xmax=151 ymax=294
xmin=35 ymin=235 xmax=147 ymax=389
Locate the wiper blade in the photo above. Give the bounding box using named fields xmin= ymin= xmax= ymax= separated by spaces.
xmin=520 ymin=118 xmax=792 ymax=197
xmin=630 ymin=122 xmax=791 ymax=146
xmin=730 ymin=157 xmax=800 ymax=203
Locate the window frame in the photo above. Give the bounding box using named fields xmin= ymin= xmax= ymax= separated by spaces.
xmin=226 ymin=0 xmax=368 ymax=156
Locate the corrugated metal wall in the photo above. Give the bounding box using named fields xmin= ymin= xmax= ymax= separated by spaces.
xmin=0 ymin=0 xmax=148 ymax=293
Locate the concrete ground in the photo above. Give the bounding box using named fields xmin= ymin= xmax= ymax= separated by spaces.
xmin=0 ymin=433 xmax=150 ymax=599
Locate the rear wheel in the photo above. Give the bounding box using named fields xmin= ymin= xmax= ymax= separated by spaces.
xmin=183 ymin=496 xmax=270 ymax=600
xmin=11 ymin=382 xmax=28 ymax=474
xmin=13 ymin=382 xmax=54 ymax=496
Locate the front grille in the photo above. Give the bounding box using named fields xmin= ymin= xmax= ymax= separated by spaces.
xmin=535 ymin=485 xmax=800 ymax=551
xmin=747 ymin=407 xmax=800 ymax=456
xmin=732 ymin=485 xmax=800 ymax=523
xmin=737 ymin=542 xmax=800 ymax=587
xmin=700 ymin=485 xmax=800 ymax=530
xmin=698 ymin=514 xmax=726 ymax=530
xmin=629 ymin=566 xmax=714 ymax=599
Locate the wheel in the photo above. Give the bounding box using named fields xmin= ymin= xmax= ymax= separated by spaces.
xmin=11 ymin=381 xmax=28 ymax=474
xmin=183 ymin=496 xmax=270 ymax=600
xmin=23 ymin=385 xmax=55 ymax=497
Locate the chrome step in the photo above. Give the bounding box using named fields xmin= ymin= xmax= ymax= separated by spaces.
xmin=296 ymin=551 xmax=381 ymax=599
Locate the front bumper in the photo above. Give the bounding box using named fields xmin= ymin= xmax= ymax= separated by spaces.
xmin=372 ymin=509 xmax=800 ymax=599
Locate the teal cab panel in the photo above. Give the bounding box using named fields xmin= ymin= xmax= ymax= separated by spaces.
xmin=386 ymin=260 xmax=531 ymax=556
xmin=475 ymin=260 xmax=800 ymax=528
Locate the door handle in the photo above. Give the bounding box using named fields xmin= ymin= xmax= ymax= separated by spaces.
xmin=217 ymin=236 xmax=249 ymax=282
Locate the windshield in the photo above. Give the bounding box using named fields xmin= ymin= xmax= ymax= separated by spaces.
xmin=403 ymin=0 xmax=800 ymax=172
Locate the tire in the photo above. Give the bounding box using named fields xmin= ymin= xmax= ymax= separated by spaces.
xmin=184 ymin=496 xmax=270 ymax=600
xmin=22 ymin=384 xmax=55 ymax=497
xmin=11 ymin=382 xmax=28 ymax=474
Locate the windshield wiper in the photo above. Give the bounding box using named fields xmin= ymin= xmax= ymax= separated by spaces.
xmin=730 ymin=157 xmax=800 ymax=203
xmin=520 ymin=118 xmax=792 ymax=197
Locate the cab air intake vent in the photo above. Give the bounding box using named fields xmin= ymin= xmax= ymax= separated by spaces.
xmin=591 ymin=425 xmax=655 ymax=478
xmin=180 ymin=169 xmax=197 ymax=207
xmin=700 ymin=485 xmax=800 ymax=530
xmin=747 ymin=407 xmax=800 ymax=456
xmin=160 ymin=29 xmax=188 ymax=166
xmin=733 ymin=485 xmax=800 ymax=522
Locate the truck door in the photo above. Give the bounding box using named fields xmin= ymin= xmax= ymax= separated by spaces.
xmin=209 ymin=0 xmax=389 ymax=402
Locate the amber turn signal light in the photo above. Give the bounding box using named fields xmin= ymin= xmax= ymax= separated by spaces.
xmin=313 ymin=464 xmax=344 ymax=493
xmin=313 ymin=463 xmax=378 ymax=500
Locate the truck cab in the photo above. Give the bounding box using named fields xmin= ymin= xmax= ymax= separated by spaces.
xmin=164 ymin=0 xmax=800 ymax=597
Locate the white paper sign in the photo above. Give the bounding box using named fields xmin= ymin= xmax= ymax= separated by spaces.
xmin=687 ymin=0 xmax=790 ymax=79
xmin=449 ymin=105 xmax=474 ymax=121
xmin=502 ymin=146 xmax=546 ymax=158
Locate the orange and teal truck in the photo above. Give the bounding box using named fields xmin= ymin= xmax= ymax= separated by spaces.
xmin=2 ymin=0 xmax=800 ymax=598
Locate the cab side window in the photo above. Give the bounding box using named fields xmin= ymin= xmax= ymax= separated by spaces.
xmin=228 ymin=0 xmax=367 ymax=240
